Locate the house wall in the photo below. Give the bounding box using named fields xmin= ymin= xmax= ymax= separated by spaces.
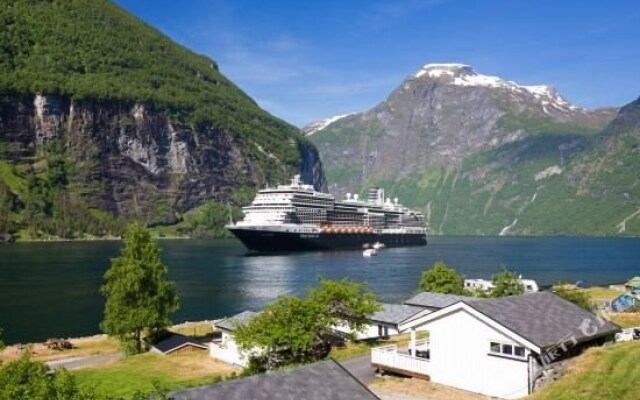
xmin=210 ymin=331 xmax=249 ymax=367
xmin=416 ymin=309 xmax=531 ymax=399
xmin=333 ymin=322 xmax=399 ymax=340
xmin=358 ymin=322 xmax=399 ymax=340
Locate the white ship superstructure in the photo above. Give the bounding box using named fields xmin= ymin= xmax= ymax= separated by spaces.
xmin=228 ymin=175 xmax=427 ymax=251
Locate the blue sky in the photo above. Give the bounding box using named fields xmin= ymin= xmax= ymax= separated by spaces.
xmin=116 ymin=0 xmax=640 ymax=127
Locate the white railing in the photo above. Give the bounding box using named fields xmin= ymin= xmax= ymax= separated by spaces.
xmin=371 ymin=343 xmax=430 ymax=376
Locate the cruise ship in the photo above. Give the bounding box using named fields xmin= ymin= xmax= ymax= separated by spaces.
xmin=227 ymin=175 xmax=427 ymax=252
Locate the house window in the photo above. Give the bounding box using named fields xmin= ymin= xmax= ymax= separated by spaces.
xmin=489 ymin=341 xmax=526 ymax=359
xmin=378 ymin=325 xmax=389 ymax=337
xmin=490 ymin=342 xmax=500 ymax=353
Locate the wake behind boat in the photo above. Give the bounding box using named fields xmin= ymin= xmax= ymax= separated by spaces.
xmin=227 ymin=175 xmax=427 ymax=252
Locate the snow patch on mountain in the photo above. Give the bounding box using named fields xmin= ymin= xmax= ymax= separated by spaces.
xmin=413 ymin=63 xmax=580 ymax=112
xmin=303 ymin=113 xmax=355 ymax=136
xmin=535 ymin=165 xmax=563 ymax=181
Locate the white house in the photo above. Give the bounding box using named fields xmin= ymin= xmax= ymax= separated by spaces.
xmin=334 ymin=303 xmax=425 ymax=340
xmin=210 ymin=310 xmax=260 ymax=367
xmin=372 ymin=292 xmax=619 ymax=399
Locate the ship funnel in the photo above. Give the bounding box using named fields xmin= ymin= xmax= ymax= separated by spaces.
xmin=346 ymin=193 xmax=352 ymax=200
xmin=394 ymin=198 xmax=399 ymax=204
xmin=353 ymin=193 xmax=359 ymax=201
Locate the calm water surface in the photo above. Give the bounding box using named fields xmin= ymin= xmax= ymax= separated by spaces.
xmin=0 ymin=236 xmax=639 ymax=344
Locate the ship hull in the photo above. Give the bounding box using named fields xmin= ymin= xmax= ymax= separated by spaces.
xmin=228 ymin=227 xmax=427 ymax=252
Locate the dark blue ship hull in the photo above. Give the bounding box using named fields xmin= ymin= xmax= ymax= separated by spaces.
xmin=228 ymin=227 xmax=427 ymax=252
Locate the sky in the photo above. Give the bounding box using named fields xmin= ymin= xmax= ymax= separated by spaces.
xmin=116 ymin=0 xmax=640 ymax=127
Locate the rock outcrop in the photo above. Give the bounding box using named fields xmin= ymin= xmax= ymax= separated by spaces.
xmin=1 ymin=93 xmax=325 ymax=225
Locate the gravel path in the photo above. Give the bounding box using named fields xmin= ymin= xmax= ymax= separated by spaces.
xmin=46 ymin=352 xmax=124 ymax=371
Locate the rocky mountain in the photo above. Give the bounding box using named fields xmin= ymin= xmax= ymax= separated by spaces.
xmin=308 ymin=63 xmax=640 ymax=235
xmin=0 ymin=0 xmax=324 ymax=240
xmin=303 ymin=113 xmax=355 ymax=136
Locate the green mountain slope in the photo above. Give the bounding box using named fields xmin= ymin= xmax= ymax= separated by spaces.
xmin=309 ymin=64 xmax=639 ymax=236
xmin=0 ymin=0 xmax=324 ymax=241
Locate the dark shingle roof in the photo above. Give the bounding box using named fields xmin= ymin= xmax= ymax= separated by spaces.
xmin=404 ymin=292 xmax=470 ymax=309
xmin=152 ymin=333 xmax=208 ymax=354
xmin=170 ymin=359 xmax=381 ymax=400
xmin=464 ymin=292 xmax=621 ymax=350
xmin=215 ymin=310 xmax=259 ymax=331
xmin=370 ymin=303 xmax=424 ymax=325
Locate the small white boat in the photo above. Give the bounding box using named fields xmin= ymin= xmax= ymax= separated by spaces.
xmin=363 ymin=248 xmax=378 ymax=257
xmin=372 ymin=242 xmax=385 ymax=250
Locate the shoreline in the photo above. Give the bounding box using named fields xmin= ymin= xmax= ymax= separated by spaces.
xmin=0 ymin=320 xmax=221 ymax=363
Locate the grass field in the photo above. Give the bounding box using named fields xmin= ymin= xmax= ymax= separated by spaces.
xmin=75 ymin=351 xmax=237 ymax=398
xmin=608 ymin=313 xmax=640 ymax=328
xmin=583 ymin=286 xmax=625 ymax=300
xmin=169 ymin=321 xmax=216 ymax=339
xmin=0 ymin=335 xmax=120 ymax=363
xmin=530 ymin=341 xmax=640 ymax=400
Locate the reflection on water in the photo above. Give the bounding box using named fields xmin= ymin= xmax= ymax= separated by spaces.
xmin=0 ymin=236 xmax=639 ymax=343
xmin=239 ymin=254 xmax=298 ymax=300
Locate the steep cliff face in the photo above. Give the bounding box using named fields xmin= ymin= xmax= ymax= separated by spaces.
xmin=1 ymin=93 xmax=324 ymax=226
xmin=308 ymin=64 xmax=640 ymax=236
xmin=0 ymin=0 xmax=325 ymax=238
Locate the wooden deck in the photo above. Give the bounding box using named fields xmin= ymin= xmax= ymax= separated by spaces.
xmin=371 ymin=341 xmax=431 ymax=380
xmin=372 ymin=362 xmax=430 ymax=380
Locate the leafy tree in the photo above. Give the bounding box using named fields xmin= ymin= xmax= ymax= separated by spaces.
xmin=234 ymin=296 xmax=329 ymax=371
xmin=309 ymin=277 xmax=381 ymax=335
xmin=0 ymin=353 xmax=97 ymax=400
xmin=46 ymin=156 xmax=68 ymax=189
xmin=553 ymin=285 xmax=592 ymax=310
xmin=0 ymin=185 xmax=16 ymax=238
xmin=100 ymin=223 xmax=179 ymax=354
xmin=491 ymin=268 xmax=525 ymax=298
xmin=235 ymin=277 xmax=381 ymax=370
xmin=0 ymin=327 xmax=4 ymax=351
xmin=418 ymin=261 xmax=465 ymax=294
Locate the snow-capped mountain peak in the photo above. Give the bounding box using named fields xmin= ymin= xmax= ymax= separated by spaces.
xmin=303 ymin=113 xmax=355 ymax=136
xmin=412 ymin=63 xmax=579 ymax=112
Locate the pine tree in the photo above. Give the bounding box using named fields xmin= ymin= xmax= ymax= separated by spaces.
xmin=100 ymin=223 xmax=179 ymax=354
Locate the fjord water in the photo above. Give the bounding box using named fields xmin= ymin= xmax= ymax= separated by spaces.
xmin=0 ymin=236 xmax=639 ymax=344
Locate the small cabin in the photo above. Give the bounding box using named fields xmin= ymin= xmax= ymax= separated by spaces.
xmin=150 ymin=333 xmax=208 ymax=355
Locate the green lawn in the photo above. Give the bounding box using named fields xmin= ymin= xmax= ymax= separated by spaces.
xmin=74 ymin=352 xmax=236 ymax=398
xmin=531 ymin=341 xmax=640 ymax=400
xmin=583 ymin=286 xmax=625 ymax=300
xmin=608 ymin=313 xmax=640 ymax=329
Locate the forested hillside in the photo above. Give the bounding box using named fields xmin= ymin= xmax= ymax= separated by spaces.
xmin=0 ymin=0 xmax=324 ymax=241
